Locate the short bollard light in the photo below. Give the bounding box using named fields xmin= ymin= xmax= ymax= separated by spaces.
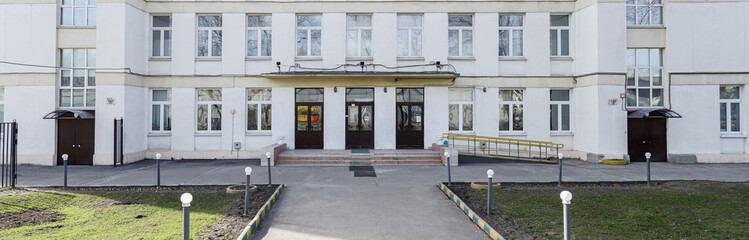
xmin=487 ymin=169 xmax=495 ymax=215
xmin=444 ymin=151 xmax=451 ymax=186
xmin=266 ymin=152 xmax=272 ymax=185
xmin=62 ymin=154 xmax=69 ymax=189
xmin=180 ymin=193 xmax=193 ymax=240
xmin=557 ymin=153 xmax=564 ymax=186
xmin=244 ymin=167 xmax=253 ymax=216
xmin=645 ymin=152 xmax=652 ymax=185
xmin=560 ymin=191 xmax=573 ymax=240
xmin=156 ymin=153 xmax=162 ymax=188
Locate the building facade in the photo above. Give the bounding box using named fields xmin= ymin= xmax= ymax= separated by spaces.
xmin=0 ymin=0 xmax=747 ymax=165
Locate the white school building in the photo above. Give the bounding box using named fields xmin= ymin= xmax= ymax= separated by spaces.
xmin=0 ymin=0 xmax=748 ymax=165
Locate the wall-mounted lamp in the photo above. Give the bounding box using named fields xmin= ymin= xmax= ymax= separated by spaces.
xmin=483 ymin=87 xmax=487 ymax=93
xmin=435 ymin=61 xmax=443 ymax=71
xmin=276 ymin=62 xmax=281 ymax=73
xmin=384 ymin=88 xmax=388 ymax=93
xmin=334 ymin=87 xmax=338 ymax=93
xmin=359 ymin=61 xmax=365 ymax=72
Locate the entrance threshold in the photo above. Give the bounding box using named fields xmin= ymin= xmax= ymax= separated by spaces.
xmin=276 ymin=149 xmax=442 ymax=166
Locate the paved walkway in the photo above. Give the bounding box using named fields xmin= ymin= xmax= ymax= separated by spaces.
xmin=15 ymin=160 xmax=749 ymax=239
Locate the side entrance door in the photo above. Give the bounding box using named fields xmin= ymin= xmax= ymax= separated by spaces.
xmin=57 ymin=119 xmax=95 ymax=165
xmin=346 ymin=88 xmax=374 ymax=149
xmin=396 ymin=88 xmax=424 ymax=149
xmin=627 ymin=118 xmax=667 ymax=162
xmin=295 ymin=89 xmax=324 ymax=149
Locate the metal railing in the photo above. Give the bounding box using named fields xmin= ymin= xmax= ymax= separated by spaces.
xmin=442 ymin=133 xmax=564 ymax=164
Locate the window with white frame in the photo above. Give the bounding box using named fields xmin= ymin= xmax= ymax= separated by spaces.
xmin=448 ymin=14 xmax=473 ymax=57
xmin=151 ymin=89 xmax=171 ymax=132
xmin=448 ymin=88 xmax=473 ymax=131
xmin=60 ymin=0 xmax=96 ymax=26
xmin=60 ymin=49 xmax=96 ymax=108
xmin=247 ymin=88 xmax=272 ymax=131
xmin=247 ymin=15 xmax=272 ymax=57
xmin=627 ymin=0 xmax=663 ymax=26
xmin=296 ymin=14 xmax=322 ymax=57
xmin=197 ymin=89 xmax=222 ymax=131
xmin=0 ymin=87 xmax=4 ymax=122
xmin=626 ymin=49 xmax=663 ymax=107
xmin=397 ymin=14 xmax=423 ymax=57
xmin=499 ymin=89 xmax=523 ymax=131
xmin=720 ymin=86 xmax=741 ymax=133
xmin=197 ymin=15 xmax=222 ymax=57
xmin=550 ymin=90 xmax=571 ymax=131
xmin=152 ymin=15 xmax=171 ymax=58
xmin=499 ymin=14 xmax=523 ymax=57
xmin=347 ymin=14 xmax=372 ymax=58
xmin=550 ymin=15 xmax=570 ymax=57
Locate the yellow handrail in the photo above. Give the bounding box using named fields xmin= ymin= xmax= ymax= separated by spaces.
xmin=442 ymin=133 xmax=564 ymax=149
xmin=442 ymin=132 xmax=564 ymax=162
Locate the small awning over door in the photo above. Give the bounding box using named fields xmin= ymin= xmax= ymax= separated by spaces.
xmin=627 ymin=108 xmax=682 ymax=119
xmin=43 ymin=110 xmax=95 ymax=119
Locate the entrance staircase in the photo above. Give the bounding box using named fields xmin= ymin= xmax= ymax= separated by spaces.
xmin=276 ymin=149 xmax=443 ymax=165
xmin=442 ymin=133 xmax=564 ymax=164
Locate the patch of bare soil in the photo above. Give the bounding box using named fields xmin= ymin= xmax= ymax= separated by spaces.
xmin=0 ymin=208 xmax=65 ymax=230
xmin=449 ymin=184 xmax=545 ymax=240
xmin=199 ymin=185 xmax=279 ymax=240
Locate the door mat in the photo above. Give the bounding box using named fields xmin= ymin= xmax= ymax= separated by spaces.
xmin=354 ymin=171 xmax=377 ymax=177
xmin=351 ymin=149 xmax=370 ymax=154
xmin=349 ymin=165 xmax=374 ymax=171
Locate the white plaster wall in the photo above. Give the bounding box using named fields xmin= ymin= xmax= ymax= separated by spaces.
xmin=124 ymin=4 xmax=147 ymax=75
xmin=5 ymin=86 xmax=56 ymax=165
xmin=424 ymin=13 xmax=448 ymax=64
xmin=473 ymin=87 xmax=498 ymax=137
xmin=97 ymin=3 xmax=126 ymax=72
xmin=195 ymin=136 xmax=221 ymax=151
xmin=668 ymin=85 xmax=722 ymax=154
xmin=272 ymin=87 xmax=295 ymax=149
xmin=525 ymin=13 xmax=551 ymax=76
xmin=171 ymin=13 xmax=196 ymax=75
xmin=596 ymin=3 xmax=626 ymax=73
xmin=573 ymin=85 xmax=599 ymax=154
xmin=374 ymin=87 xmax=395 ymax=149
xmin=474 ymin=13 xmax=499 ymax=76
xmin=324 ymin=87 xmax=345 ymax=149
xmin=322 ymin=13 xmax=346 ymax=68
xmin=148 ymin=135 xmax=171 ymax=150
xmin=372 ymin=13 xmax=397 ymax=70
xmin=222 ymin=87 xmax=245 ymax=151
xmin=0 ymin=4 xmax=57 ymax=74
xmin=222 ymin=13 xmax=245 ymax=75
xmin=272 ymin=13 xmax=295 ymax=70
xmin=573 ymin=4 xmax=598 ymax=75
xmin=245 ymin=135 xmax=273 ymax=151
xmin=124 ymin=86 xmax=147 ymax=155
xmin=424 ymin=87 xmax=448 ymax=148
xmin=524 ymin=88 xmax=551 ymax=142
xmin=171 ymin=88 xmax=196 ymax=151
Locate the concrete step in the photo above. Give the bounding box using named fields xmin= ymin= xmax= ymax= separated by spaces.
xmin=276 ymin=159 xmax=443 ymax=166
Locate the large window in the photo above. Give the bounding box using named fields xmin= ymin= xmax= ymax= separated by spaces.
xmin=197 ymin=15 xmax=222 ymax=57
xmin=60 ymin=49 xmax=96 ymax=108
xmin=627 ymin=0 xmax=662 ymax=26
xmin=550 ymin=90 xmax=571 ymax=132
xmin=197 ymin=89 xmax=222 ymax=132
xmin=347 ymin=14 xmax=372 ymax=58
xmin=152 ymin=15 xmax=172 ymax=58
xmin=151 ymin=89 xmax=172 ymax=132
xmin=499 ymin=89 xmax=523 ymax=131
xmin=0 ymin=87 xmax=4 ymax=122
xmin=60 ymin=0 xmax=96 ymax=26
xmin=448 ymin=88 xmax=473 ymax=132
xmin=296 ymin=15 xmax=322 ymax=57
xmin=248 ymin=15 xmax=272 ymax=57
xmin=247 ymin=88 xmax=272 ymax=131
xmin=448 ymin=14 xmax=473 ymax=57
xmin=550 ymin=15 xmax=570 ymax=57
xmin=397 ymin=14 xmax=423 ymax=57
xmin=720 ymin=86 xmax=741 ymax=133
xmin=626 ymin=49 xmax=663 ymax=107
xmin=499 ymin=14 xmax=523 ymax=57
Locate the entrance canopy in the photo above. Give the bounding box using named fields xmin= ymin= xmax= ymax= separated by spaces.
xmin=627 ymin=108 xmax=682 ymax=119
xmin=43 ymin=110 xmax=95 ymax=119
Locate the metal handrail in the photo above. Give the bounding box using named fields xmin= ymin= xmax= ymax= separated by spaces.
xmin=442 ymin=133 xmax=564 ymax=163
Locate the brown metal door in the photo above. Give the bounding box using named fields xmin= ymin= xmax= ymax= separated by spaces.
xmin=346 ymin=103 xmax=374 ymax=149
xmin=295 ymin=104 xmax=324 ymax=149
xmin=396 ymin=103 xmax=424 ymax=149
xmin=57 ymin=120 xmax=77 ymax=165
xmin=627 ymin=118 xmax=667 ymax=162
xmin=57 ymin=119 xmax=95 ymax=165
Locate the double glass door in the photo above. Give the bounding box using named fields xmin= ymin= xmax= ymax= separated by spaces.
xmin=295 ymin=89 xmax=324 ymax=149
xmin=396 ymin=88 xmax=424 ymax=149
xmin=346 ymin=89 xmax=374 ymax=149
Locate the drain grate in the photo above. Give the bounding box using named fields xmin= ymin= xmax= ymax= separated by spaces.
xmin=354 ymin=171 xmax=377 ymax=177
xmin=349 ymin=166 xmax=374 ymax=172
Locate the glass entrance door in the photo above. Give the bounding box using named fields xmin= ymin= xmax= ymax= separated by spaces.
xmin=396 ymin=88 xmax=424 ymax=149
xmin=295 ymin=89 xmax=324 ymax=149
xmin=346 ymin=88 xmax=374 ymax=149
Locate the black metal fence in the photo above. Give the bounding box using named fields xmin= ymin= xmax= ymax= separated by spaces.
xmin=1 ymin=122 xmax=18 ymax=188
xmin=114 ymin=118 xmax=124 ymax=166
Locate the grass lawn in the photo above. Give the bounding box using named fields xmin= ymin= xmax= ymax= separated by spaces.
xmin=453 ymin=181 xmax=749 ymax=240
xmin=0 ymin=186 xmax=251 ymax=239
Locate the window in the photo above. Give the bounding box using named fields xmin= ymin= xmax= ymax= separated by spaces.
xmin=197 ymin=15 xmax=222 ymax=57
xmin=197 ymin=89 xmax=222 ymax=131
xmin=152 ymin=15 xmax=172 ymax=58
xmin=448 ymin=15 xmax=473 ymax=57
xmin=0 ymin=87 xmax=4 ymax=122
xmin=397 ymin=14 xmax=423 ymax=57
xmin=60 ymin=0 xmax=96 ymax=26
xmin=550 ymin=15 xmax=570 ymax=57
xmin=247 ymin=88 xmax=272 ymax=131
xmin=499 ymin=89 xmax=523 ymax=131
xmin=627 ymin=0 xmax=663 ymax=26
xmin=347 ymin=15 xmax=372 ymax=58
xmin=296 ymin=15 xmax=322 ymax=57
xmin=151 ymin=89 xmax=171 ymax=132
xmin=720 ymin=86 xmax=741 ymax=133
xmin=248 ymin=15 xmax=272 ymax=57
xmin=499 ymin=14 xmax=523 ymax=57
xmin=550 ymin=90 xmax=571 ymax=131
xmin=626 ymin=49 xmax=663 ymax=107
xmin=449 ymin=88 xmax=473 ymax=131
xmin=59 ymin=49 xmax=96 ymax=108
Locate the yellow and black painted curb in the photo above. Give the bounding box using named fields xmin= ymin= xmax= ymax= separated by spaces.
xmin=438 ymin=182 xmax=506 ymax=240
xmin=237 ymin=184 xmax=285 ymax=240
xmin=601 ymin=159 xmax=627 ymax=165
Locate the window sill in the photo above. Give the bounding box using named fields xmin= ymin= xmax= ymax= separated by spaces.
xmin=498 ymin=56 xmax=527 ymax=61
xmin=551 ymin=132 xmax=574 ymax=136
xmin=448 ymin=131 xmax=475 ymax=135
xmin=295 ymin=56 xmax=322 ymax=61
xmin=720 ymin=133 xmax=745 ymax=138
xmin=195 ymin=132 xmax=222 ymax=136
xmin=397 ymin=57 xmax=425 ymax=61
xmin=347 ymin=57 xmax=374 ymax=61
xmin=196 ymin=58 xmax=222 ymax=62
xmin=448 ymin=57 xmax=476 ymax=61
xmin=58 ymin=26 xmax=96 ymax=29
xmin=627 ymin=25 xmax=666 ymax=29
xmin=149 ymin=57 xmax=172 ymax=62
xmin=550 ymin=56 xmax=573 ymax=61
xmin=499 ymin=131 xmax=527 ymax=136
xmin=148 ymin=132 xmax=172 ymax=137
xmin=246 ymin=131 xmax=272 ymax=136
xmin=246 ymin=56 xmax=272 ymax=61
